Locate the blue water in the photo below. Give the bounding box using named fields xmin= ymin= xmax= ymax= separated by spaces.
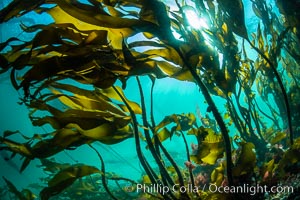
xmin=0 ymin=0 xmax=207 ymax=190
xmin=0 ymin=0 xmax=295 ymax=199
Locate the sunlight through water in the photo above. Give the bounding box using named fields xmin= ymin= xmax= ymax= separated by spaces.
xmin=183 ymin=6 xmax=209 ymax=30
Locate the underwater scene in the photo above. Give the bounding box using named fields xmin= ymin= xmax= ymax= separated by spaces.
xmin=0 ymin=0 xmax=300 ymax=199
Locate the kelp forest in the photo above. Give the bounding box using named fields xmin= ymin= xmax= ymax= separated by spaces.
xmin=0 ymin=0 xmax=300 ymax=199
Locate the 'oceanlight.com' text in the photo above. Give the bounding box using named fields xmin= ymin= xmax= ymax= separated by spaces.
xmin=135 ymin=183 xmax=294 ymax=196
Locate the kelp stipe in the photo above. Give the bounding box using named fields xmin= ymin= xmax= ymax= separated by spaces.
xmin=1 ymin=0 xmax=300 ymax=199
xmin=136 ymin=77 xmax=175 ymax=188
xmin=89 ymin=144 xmax=117 ymax=200
xmin=112 ymin=85 xmax=167 ymax=199
xmin=167 ymin=1 xmax=234 ymax=186
xmin=149 ymin=77 xmax=193 ymax=199
xmin=136 ymin=77 xmax=180 ymax=200
xmin=246 ymin=32 xmax=294 ymax=145
xmin=178 ymin=51 xmax=233 ymax=186
xmin=181 ymin=131 xmax=197 ymax=194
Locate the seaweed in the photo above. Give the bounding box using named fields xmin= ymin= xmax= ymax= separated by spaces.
xmin=1 ymin=0 xmax=300 ymax=199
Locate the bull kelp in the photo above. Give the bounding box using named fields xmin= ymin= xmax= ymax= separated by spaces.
xmin=0 ymin=0 xmax=300 ymax=199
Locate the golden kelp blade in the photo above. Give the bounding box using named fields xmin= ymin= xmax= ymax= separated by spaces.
xmin=46 ymin=5 xmax=134 ymax=49
xmin=49 ymin=83 xmax=129 ymax=117
xmin=232 ymin=142 xmax=256 ymax=177
xmin=153 ymin=127 xmax=171 ymax=144
xmin=65 ymin=123 xmax=133 ymax=143
xmin=154 ymin=113 xmax=197 ymax=133
xmin=99 ymin=86 xmax=142 ymax=114
xmin=0 ymin=137 xmax=33 ymax=158
xmin=217 ymin=0 xmax=248 ymax=39
xmin=40 ymin=165 xmax=101 ymax=200
xmin=3 ymin=177 xmax=36 ymax=200
xmin=210 ymin=163 xmax=225 ymax=186
xmin=51 ymin=0 xmax=144 ymax=28
xmin=189 ymin=127 xmax=224 ymax=165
